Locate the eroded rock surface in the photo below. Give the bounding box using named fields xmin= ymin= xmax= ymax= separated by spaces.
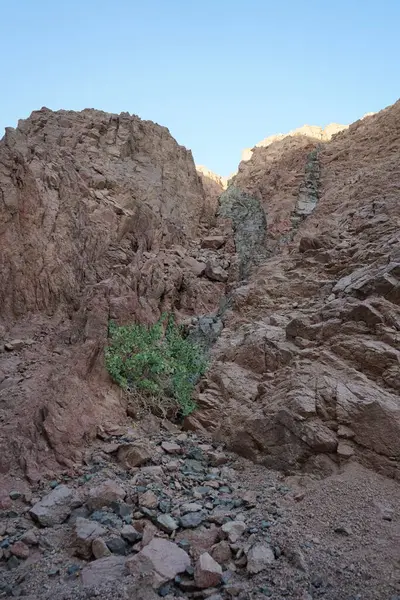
xmin=0 ymin=108 xmax=236 ymax=482
xmin=191 ymin=100 xmax=400 ymax=480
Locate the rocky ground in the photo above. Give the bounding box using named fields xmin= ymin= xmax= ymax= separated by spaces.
xmin=1 ymin=419 xmax=400 ymax=600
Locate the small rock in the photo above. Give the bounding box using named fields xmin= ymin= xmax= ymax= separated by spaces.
xmin=180 ymin=502 xmax=203 ymax=514
xmin=139 ymin=490 xmax=159 ymax=509
xmin=10 ymin=541 xmax=30 ymax=559
xmin=157 ymin=514 xmax=179 ymax=534
xmin=69 ymin=505 xmax=90 ymax=524
xmin=165 ymin=461 xmax=180 ymax=472
xmin=221 ymin=521 xmax=246 ymax=543
xmin=29 ymin=484 xmax=76 ymax=527
xmin=158 ymin=500 xmax=171 ymax=513
xmin=246 ymin=543 xmax=275 ymax=574
xmin=9 ymin=491 xmax=22 ymax=501
xmin=337 ymin=441 xmax=355 ymax=458
xmin=7 ymin=555 xmax=19 ymax=570
xmin=121 ymin=524 xmax=142 ymax=543
xmin=141 ymin=465 xmax=164 ymax=477
xmin=92 ymin=538 xmax=112 ymax=559
xmin=334 ymin=524 xmax=353 ymax=536
xmin=67 ymin=564 xmax=81 ymax=576
xmin=205 ymin=263 xmax=228 ymax=283
xmin=294 ymin=491 xmax=305 ymax=502
xmin=141 ymin=522 xmax=159 ymax=548
xmin=337 ymin=425 xmax=355 ymax=439
xmin=201 ymin=236 xmax=226 ymax=250
xmin=81 ymin=556 xmax=127 ymax=588
xmin=112 ymin=501 xmax=133 ymax=519
xmin=211 ymin=541 xmax=232 ymax=564
xmin=4 ymin=339 xmax=26 ymax=351
xmin=286 ymin=547 xmax=307 ymax=571
xmin=20 ymin=529 xmax=38 ymax=546
xmin=194 ymin=552 xmax=223 ymax=589
xmin=74 ymin=517 xmax=106 ymax=559
xmin=118 ymin=442 xmax=153 ymax=469
xmin=106 ymin=537 xmax=128 ymax=555
xmin=208 ymin=452 xmax=228 ymax=467
xmin=381 ymin=507 xmax=394 ymax=521
xmin=183 ymin=256 xmax=206 ymax=277
xmin=127 ymin=538 xmax=191 ymax=588
xmin=86 ymin=479 xmax=126 ymax=511
xmin=161 ymin=442 xmax=181 ymax=455
xmin=180 ymin=512 xmax=205 ymax=529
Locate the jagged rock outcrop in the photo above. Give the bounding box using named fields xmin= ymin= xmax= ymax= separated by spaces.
xmin=189 ymin=101 xmax=400 ymax=480
xmin=0 ymin=108 xmax=236 ymax=483
xmin=241 ymin=122 xmax=348 ymax=162
xmin=196 ymin=165 xmax=226 ymax=225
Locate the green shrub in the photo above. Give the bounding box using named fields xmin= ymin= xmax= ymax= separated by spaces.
xmin=105 ymin=313 xmax=208 ymax=417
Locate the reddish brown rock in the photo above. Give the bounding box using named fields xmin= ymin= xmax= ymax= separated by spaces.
xmin=139 ymin=490 xmax=159 ymax=509
xmin=0 ymin=107 xmax=227 ymax=482
xmin=74 ymin=517 xmax=106 ymax=559
xmin=161 ymin=441 xmax=181 ymax=454
xmin=117 ymin=443 xmax=153 ymax=469
xmin=126 ymin=538 xmax=190 ymax=588
xmin=92 ymin=537 xmax=112 ymax=559
xmin=211 ymin=541 xmax=232 ymax=564
xmin=10 ymin=541 xmax=30 ymax=559
xmin=194 ymin=552 xmax=223 ymax=589
xmin=86 ymin=480 xmax=126 ymax=511
xmin=81 ymin=556 xmax=127 ymax=587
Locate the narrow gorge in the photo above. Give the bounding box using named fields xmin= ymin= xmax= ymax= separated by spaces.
xmin=0 ymin=102 xmax=399 ymax=600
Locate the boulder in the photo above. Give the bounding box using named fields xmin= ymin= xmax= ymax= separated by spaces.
xmin=74 ymin=517 xmax=106 ymax=559
xmin=127 ymin=538 xmax=190 ymax=588
xmin=86 ymin=479 xmax=126 ymax=511
xmin=194 ymin=552 xmax=223 ymax=589
xmin=246 ymin=543 xmax=275 ymax=574
xmin=221 ymin=521 xmax=246 ymax=543
xmin=92 ymin=538 xmax=112 ymax=559
xmin=201 ymin=236 xmax=226 ymax=250
xmin=117 ymin=443 xmax=153 ymax=469
xmin=81 ymin=556 xmax=127 ymax=587
xmin=29 ymin=485 xmax=76 ymax=527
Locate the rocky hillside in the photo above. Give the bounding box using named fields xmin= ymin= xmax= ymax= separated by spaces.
xmin=192 ymin=101 xmax=400 ymax=481
xmin=0 ymin=101 xmax=399 ymax=600
xmin=0 ymin=108 xmax=237 ymax=483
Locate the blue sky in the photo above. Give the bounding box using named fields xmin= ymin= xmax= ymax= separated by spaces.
xmin=1 ymin=0 xmax=399 ymax=175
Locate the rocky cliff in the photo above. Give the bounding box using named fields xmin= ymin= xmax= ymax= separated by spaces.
xmin=191 ymin=101 xmax=400 ymax=481
xmin=1 ymin=102 xmax=400 ymax=600
xmin=0 ymin=108 xmax=235 ymax=482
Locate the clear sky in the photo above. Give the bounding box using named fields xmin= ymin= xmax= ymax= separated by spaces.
xmin=1 ymin=0 xmax=399 ymax=176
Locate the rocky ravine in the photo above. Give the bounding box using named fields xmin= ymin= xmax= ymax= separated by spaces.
xmin=0 ymin=102 xmax=400 ymax=599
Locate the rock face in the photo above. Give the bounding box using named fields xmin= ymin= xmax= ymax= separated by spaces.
xmin=1 ymin=99 xmax=399 ymax=491
xmin=240 ymin=122 xmax=348 ymax=162
xmin=190 ymin=100 xmax=400 ymax=480
xmin=196 ymin=165 xmax=226 ymax=224
xmin=0 ymin=108 xmax=234 ymax=483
